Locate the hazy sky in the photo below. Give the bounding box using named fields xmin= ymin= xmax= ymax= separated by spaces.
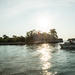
xmin=0 ymin=0 xmax=75 ymax=39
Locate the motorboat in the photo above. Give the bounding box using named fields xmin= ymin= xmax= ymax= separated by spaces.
xmin=60 ymin=39 xmax=75 ymax=49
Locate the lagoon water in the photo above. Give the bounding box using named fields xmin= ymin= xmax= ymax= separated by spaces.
xmin=0 ymin=44 xmax=75 ymax=75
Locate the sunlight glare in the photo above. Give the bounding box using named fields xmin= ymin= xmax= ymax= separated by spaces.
xmin=37 ymin=15 xmax=50 ymax=32
xmin=37 ymin=44 xmax=52 ymax=70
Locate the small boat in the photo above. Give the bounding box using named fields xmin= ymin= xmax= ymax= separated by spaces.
xmin=60 ymin=39 xmax=75 ymax=49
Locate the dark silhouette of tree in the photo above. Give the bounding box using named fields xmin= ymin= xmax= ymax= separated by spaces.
xmin=0 ymin=28 xmax=63 ymax=45
xmin=25 ymin=29 xmax=59 ymax=43
xmin=12 ymin=35 xmax=25 ymax=42
xmin=3 ymin=35 xmax=9 ymax=39
xmin=25 ymin=30 xmax=36 ymax=43
xmin=50 ymin=29 xmax=58 ymax=41
xmin=0 ymin=37 xmax=3 ymax=42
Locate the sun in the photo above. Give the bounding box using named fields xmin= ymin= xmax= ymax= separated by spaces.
xmin=36 ymin=15 xmax=50 ymax=32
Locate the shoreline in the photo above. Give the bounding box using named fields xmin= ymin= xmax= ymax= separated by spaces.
xmin=0 ymin=41 xmax=63 ymax=45
xmin=0 ymin=42 xmax=26 ymax=45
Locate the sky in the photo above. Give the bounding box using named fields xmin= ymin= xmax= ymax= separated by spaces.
xmin=0 ymin=0 xmax=75 ymax=39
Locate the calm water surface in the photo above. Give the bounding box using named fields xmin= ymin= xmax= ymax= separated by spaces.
xmin=0 ymin=44 xmax=75 ymax=75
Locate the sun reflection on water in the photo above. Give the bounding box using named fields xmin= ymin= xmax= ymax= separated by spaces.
xmin=37 ymin=44 xmax=52 ymax=70
xmin=26 ymin=44 xmax=58 ymax=75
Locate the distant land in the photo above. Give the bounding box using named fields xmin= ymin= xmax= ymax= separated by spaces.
xmin=0 ymin=29 xmax=63 ymax=45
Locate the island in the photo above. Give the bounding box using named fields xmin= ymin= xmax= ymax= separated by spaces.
xmin=0 ymin=29 xmax=63 ymax=45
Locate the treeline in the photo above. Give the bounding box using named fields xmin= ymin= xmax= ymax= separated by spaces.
xmin=0 ymin=35 xmax=25 ymax=42
xmin=0 ymin=29 xmax=63 ymax=45
xmin=25 ymin=29 xmax=63 ymax=44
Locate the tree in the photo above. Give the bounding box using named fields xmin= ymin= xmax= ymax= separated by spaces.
xmin=3 ymin=35 xmax=9 ymax=39
xmin=50 ymin=29 xmax=58 ymax=39
xmin=0 ymin=37 xmax=3 ymax=42
xmin=26 ymin=30 xmax=36 ymax=37
xmin=25 ymin=29 xmax=59 ymax=43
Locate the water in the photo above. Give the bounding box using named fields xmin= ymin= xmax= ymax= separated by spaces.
xmin=0 ymin=44 xmax=75 ymax=75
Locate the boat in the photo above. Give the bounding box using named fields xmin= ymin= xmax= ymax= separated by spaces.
xmin=60 ymin=39 xmax=75 ymax=49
